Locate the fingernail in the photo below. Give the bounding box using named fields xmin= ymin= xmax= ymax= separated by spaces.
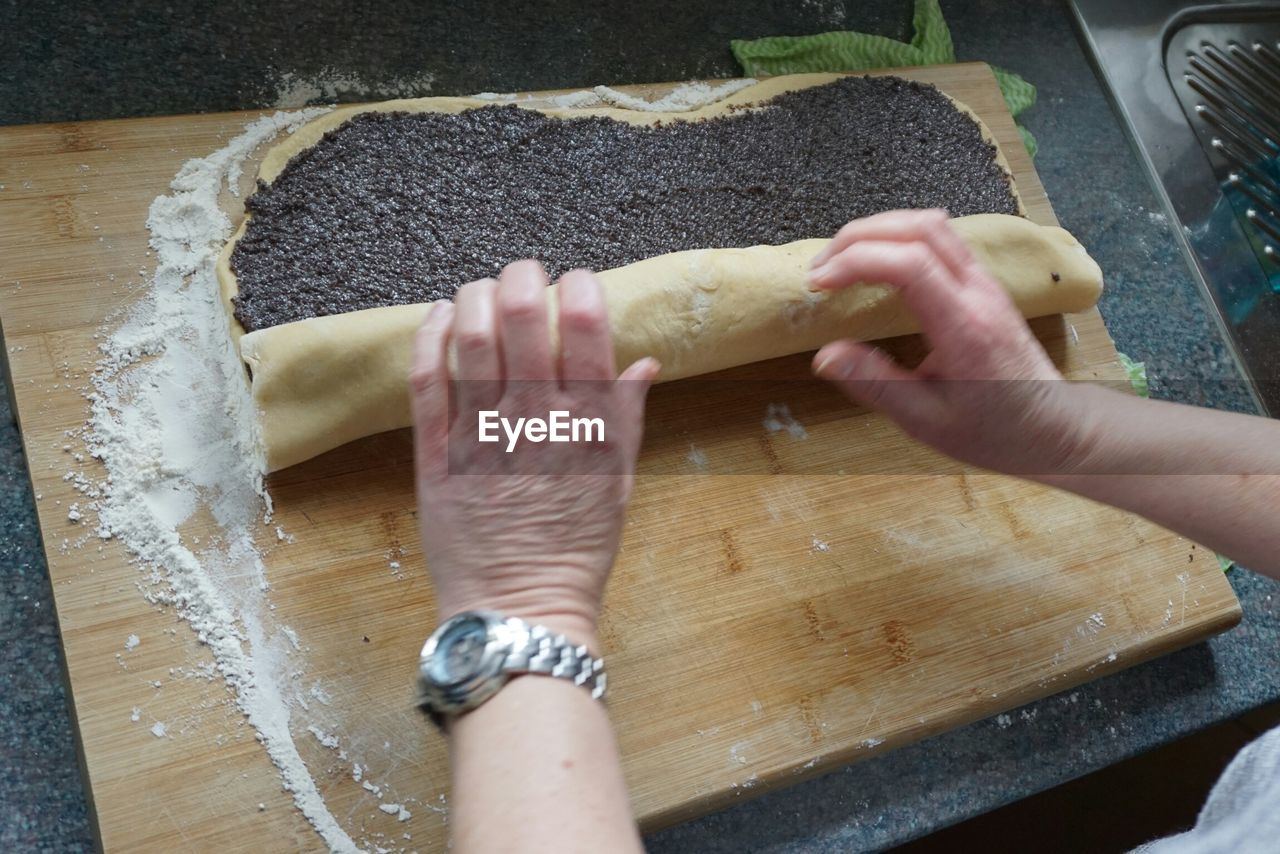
xmin=813 ymin=351 xmax=849 ymax=380
xmin=809 ymin=250 xmax=830 ymax=270
xmin=428 ymin=301 xmax=454 ymax=320
xmin=808 ymin=261 xmax=834 ymax=288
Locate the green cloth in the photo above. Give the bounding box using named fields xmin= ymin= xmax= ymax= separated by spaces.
xmin=1118 ymin=352 xmax=1149 ymax=399
xmin=731 ymin=0 xmax=1039 ymax=156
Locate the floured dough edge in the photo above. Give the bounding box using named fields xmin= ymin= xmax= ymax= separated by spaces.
xmin=216 ymin=74 xmax=1098 ymax=472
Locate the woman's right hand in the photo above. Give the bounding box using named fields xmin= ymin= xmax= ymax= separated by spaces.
xmin=409 ymin=261 xmax=658 ymax=650
xmin=808 ymin=209 xmax=1097 ymax=476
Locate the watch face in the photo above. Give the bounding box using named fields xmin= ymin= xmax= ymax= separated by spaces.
xmin=431 ymin=615 xmax=490 ymax=685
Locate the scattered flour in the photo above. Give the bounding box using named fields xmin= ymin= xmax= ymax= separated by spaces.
xmin=130 ymin=707 xmax=141 ymax=722
xmin=764 ymin=403 xmax=808 ymax=439
xmin=85 ymin=107 xmax=362 ymax=852
xmin=309 ymin=683 xmax=333 ymax=706
xmin=271 ymin=68 xmax=438 ymax=109
xmin=810 ymin=536 xmax=831 ymax=553
xmin=307 ymin=725 xmax=341 ymax=751
xmin=379 ymin=804 xmax=412 ymax=822
xmin=686 ymin=444 xmax=708 ymax=469
xmin=125 ymin=634 xmax=140 ymax=651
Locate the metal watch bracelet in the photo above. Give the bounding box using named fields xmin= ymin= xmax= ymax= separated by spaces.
xmin=506 ymin=619 xmax=608 ymax=700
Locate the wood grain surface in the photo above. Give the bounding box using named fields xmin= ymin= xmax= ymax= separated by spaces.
xmin=0 ymin=63 xmax=1241 ymax=851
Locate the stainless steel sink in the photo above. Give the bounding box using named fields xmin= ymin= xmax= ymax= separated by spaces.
xmin=1071 ymin=0 xmax=1280 ymax=414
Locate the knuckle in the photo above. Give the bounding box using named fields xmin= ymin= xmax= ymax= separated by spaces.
xmin=560 ymin=303 xmax=606 ymax=334
xmin=904 ymin=243 xmax=936 ymax=279
xmin=407 ymin=368 xmax=431 ymax=393
xmin=454 ymin=326 xmax=492 ymax=353
xmin=570 ymin=357 xmax=611 ymax=382
xmin=831 ymin=246 xmax=860 ymax=275
xmin=501 ymin=291 xmax=545 ymax=323
xmin=960 ymin=311 xmax=1000 ymax=346
xmin=961 ymin=291 xmax=1009 ymax=330
xmin=408 ymin=367 xmax=444 ymax=397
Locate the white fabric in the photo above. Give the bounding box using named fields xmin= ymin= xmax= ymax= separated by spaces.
xmin=1134 ymin=724 xmax=1280 ymax=854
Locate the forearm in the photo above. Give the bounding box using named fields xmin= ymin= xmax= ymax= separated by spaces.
xmin=448 ymin=649 xmax=641 ymax=854
xmin=1036 ymin=384 xmax=1280 ymax=576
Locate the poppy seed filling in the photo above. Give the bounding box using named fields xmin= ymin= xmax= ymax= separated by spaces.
xmin=230 ymin=76 xmax=1018 ymax=333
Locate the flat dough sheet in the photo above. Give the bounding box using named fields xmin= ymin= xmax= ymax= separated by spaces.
xmin=215 ymin=73 xmax=1102 ymax=471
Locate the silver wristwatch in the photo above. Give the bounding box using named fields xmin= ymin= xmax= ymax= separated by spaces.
xmin=416 ymin=610 xmax=606 ymax=729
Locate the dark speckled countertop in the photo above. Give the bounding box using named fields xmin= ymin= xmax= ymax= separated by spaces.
xmin=2 ymin=1 xmax=1277 ymax=851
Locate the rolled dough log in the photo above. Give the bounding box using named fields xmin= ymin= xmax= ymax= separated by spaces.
xmin=216 ymin=73 xmax=1102 ymax=471
xmin=239 ymin=213 xmax=1100 ymax=471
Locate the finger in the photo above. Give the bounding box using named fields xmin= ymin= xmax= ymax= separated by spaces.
xmin=557 ymin=269 xmax=616 ymax=383
xmin=409 ymin=301 xmax=455 ymax=478
xmin=810 ymin=209 xmax=979 ymax=282
xmin=452 ymin=277 xmax=503 ymax=413
xmin=615 ymin=357 xmax=662 ymax=437
xmin=497 ymin=260 xmax=554 ymax=382
xmin=813 ymin=339 xmax=943 ymax=427
xmin=807 ymin=240 xmax=967 ymax=341
xmin=453 ymin=277 xmax=501 ymax=379
xmin=617 ymin=356 xmax=661 ymax=387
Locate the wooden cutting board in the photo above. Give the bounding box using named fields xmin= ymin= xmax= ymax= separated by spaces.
xmin=0 ymin=63 xmax=1240 ymax=851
